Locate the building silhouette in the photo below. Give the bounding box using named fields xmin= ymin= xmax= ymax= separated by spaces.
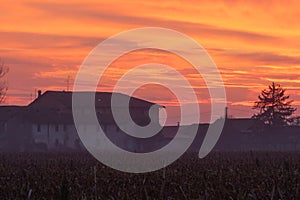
xmin=0 ymin=91 xmax=164 ymax=152
xmin=0 ymin=91 xmax=300 ymax=152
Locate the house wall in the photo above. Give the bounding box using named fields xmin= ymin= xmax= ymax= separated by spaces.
xmin=32 ymin=124 xmax=82 ymax=150
xmin=74 ymin=123 xmax=153 ymax=152
xmin=30 ymin=122 xmax=151 ymax=152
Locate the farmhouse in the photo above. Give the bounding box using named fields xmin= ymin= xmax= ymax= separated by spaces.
xmin=0 ymin=91 xmax=164 ymax=152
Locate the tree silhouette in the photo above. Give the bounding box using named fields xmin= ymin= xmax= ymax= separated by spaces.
xmin=252 ymin=82 xmax=296 ymax=126
xmin=0 ymin=58 xmax=8 ymax=103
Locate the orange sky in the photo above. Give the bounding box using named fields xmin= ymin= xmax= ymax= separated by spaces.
xmin=1 ymin=0 xmax=300 ymax=123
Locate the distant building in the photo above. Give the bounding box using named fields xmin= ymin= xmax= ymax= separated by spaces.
xmin=1 ymin=92 xmax=300 ymax=152
xmin=0 ymin=106 xmax=25 ymax=150
xmin=161 ymin=118 xmax=300 ymax=152
xmin=0 ymin=91 xmax=164 ymax=152
xmin=215 ymin=118 xmax=300 ymax=151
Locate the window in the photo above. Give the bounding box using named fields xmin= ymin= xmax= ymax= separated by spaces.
xmin=55 ymin=139 xmax=59 ymax=147
xmin=55 ymin=125 xmax=59 ymax=132
xmin=37 ymin=124 xmax=41 ymax=132
xmin=64 ymin=133 xmax=69 ymax=145
xmin=63 ymin=124 xmax=67 ymax=132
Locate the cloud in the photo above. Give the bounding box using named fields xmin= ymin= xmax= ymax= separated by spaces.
xmin=231 ymin=51 xmax=300 ymax=66
xmin=27 ymin=2 xmax=279 ymax=43
xmin=1 ymin=0 xmax=300 ymax=120
xmin=0 ymin=31 xmax=104 ymax=50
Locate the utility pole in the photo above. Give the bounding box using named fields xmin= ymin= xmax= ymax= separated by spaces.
xmin=225 ymin=107 xmax=228 ymax=120
xmin=66 ymin=75 xmax=70 ymax=92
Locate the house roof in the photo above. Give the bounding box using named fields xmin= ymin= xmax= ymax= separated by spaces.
xmin=0 ymin=91 xmax=165 ymax=125
xmin=225 ymin=118 xmax=264 ymax=132
xmin=19 ymin=90 xmax=164 ymax=124
xmin=28 ymin=91 xmax=164 ymax=110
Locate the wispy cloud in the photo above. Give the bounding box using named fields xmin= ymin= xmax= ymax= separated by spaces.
xmin=1 ymin=0 xmax=300 ymax=120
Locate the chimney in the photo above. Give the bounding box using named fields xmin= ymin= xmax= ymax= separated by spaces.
xmin=37 ymin=90 xmax=42 ymax=98
xmin=225 ymin=107 xmax=228 ymax=120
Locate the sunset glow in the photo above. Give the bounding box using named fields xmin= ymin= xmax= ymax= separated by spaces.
xmin=1 ymin=0 xmax=300 ymax=123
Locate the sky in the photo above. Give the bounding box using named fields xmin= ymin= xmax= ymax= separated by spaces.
xmin=1 ymin=0 xmax=300 ymax=124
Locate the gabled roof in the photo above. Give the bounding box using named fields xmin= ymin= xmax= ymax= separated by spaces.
xmin=0 ymin=91 xmax=165 ymax=125
xmin=28 ymin=91 xmax=164 ymax=110
xmin=19 ymin=91 xmax=164 ymax=124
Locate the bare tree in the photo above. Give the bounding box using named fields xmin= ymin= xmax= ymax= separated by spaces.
xmin=0 ymin=58 xmax=9 ymax=103
xmin=252 ymin=82 xmax=296 ymax=126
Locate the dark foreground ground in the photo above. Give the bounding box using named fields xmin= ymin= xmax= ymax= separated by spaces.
xmin=0 ymin=152 xmax=299 ymax=200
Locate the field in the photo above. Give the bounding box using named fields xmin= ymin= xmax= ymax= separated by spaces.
xmin=0 ymin=152 xmax=299 ymax=199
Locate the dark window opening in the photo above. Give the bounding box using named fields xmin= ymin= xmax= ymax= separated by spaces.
xmin=55 ymin=139 xmax=59 ymax=147
xmin=63 ymin=124 xmax=67 ymax=132
xmin=55 ymin=125 xmax=59 ymax=132
xmin=37 ymin=124 xmax=41 ymax=132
